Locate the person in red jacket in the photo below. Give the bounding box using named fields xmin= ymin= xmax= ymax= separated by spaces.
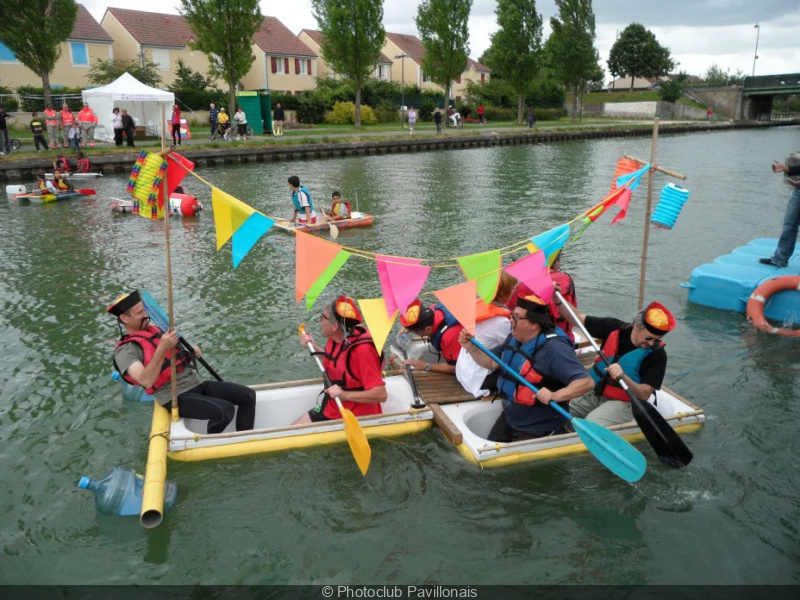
xmin=43 ymin=105 xmax=60 ymax=149
xmin=58 ymin=103 xmax=75 ymax=148
xmin=296 ymin=296 xmax=387 ymax=424
xmin=77 ymin=103 xmax=98 ymax=147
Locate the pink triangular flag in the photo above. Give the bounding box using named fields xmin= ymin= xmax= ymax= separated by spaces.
xmin=506 ymin=250 xmax=554 ymax=303
xmin=611 ymin=188 xmax=633 ymax=224
xmin=434 ymin=279 xmax=477 ymax=334
xmin=376 ymin=256 xmax=429 ymax=317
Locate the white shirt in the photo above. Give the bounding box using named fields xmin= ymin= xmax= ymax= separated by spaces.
xmin=456 ymin=315 xmax=511 ymax=398
xmin=295 ymin=189 xmax=317 ymax=222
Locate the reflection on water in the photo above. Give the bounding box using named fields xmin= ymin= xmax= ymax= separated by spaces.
xmin=1 ymin=126 xmax=799 ymax=584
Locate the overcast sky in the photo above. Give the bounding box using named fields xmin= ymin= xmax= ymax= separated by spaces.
xmin=84 ymin=0 xmax=800 ymax=81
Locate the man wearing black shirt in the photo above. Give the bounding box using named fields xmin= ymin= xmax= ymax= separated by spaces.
xmin=0 ymin=106 xmax=12 ymax=155
xmin=554 ymin=290 xmax=675 ymax=426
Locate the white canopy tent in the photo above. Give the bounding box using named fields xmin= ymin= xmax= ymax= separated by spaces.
xmin=81 ymin=73 xmax=174 ymax=143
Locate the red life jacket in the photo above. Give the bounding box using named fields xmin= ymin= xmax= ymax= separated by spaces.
xmin=60 ymin=110 xmax=75 ymax=127
xmin=114 ymin=325 xmax=191 ymax=394
xmin=550 ymin=271 xmax=577 ymax=340
xmin=44 ymin=108 xmax=59 ymax=126
xmin=76 ymin=158 xmax=90 ymax=173
xmin=321 ymin=326 xmax=384 ymax=419
xmin=592 ymin=326 xmax=664 ymax=401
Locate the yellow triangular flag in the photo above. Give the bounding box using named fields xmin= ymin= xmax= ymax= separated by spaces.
xmin=211 ymin=187 xmax=255 ymax=250
xmin=357 ymin=298 xmax=398 ymax=355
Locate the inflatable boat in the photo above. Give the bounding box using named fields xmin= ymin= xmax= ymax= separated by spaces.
xmin=274 ymin=211 xmax=374 ymax=234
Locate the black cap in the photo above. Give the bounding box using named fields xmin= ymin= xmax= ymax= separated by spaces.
xmin=107 ymin=291 xmax=141 ymax=317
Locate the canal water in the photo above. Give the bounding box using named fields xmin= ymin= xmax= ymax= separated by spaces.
xmin=1 ymin=126 xmax=798 ymax=584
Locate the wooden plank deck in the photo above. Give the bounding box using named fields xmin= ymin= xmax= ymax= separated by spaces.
xmin=402 ymin=372 xmax=478 ymax=445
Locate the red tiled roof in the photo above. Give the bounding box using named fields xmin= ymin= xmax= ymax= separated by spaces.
xmin=254 ymin=17 xmax=315 ymax=57
xmin=106 ymin=8 xmax=195 ymax=48
xmin=384 ymin=32 xmax=425 ymax=65
xmin=467 ymin=58 xmax=491 ymax=73
xmin=71 ymin=4 xmax=113 ymax=43
xmin=300 ymin=29 xmax=391 ymax=63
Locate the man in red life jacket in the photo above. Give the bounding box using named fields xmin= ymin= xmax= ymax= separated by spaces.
xmin=77 ymin=102 xmax=98 ymax=147
xmin=108 ymin=291 xmax=256 ymax=434
xmin=295 ymin=296 xmax=387 ymax=424
xmin=509 ymin=250 xmax=578 ymax=343
xmin=43 ymin=105 xmax=60 ymax=149
xmin=399 ymin=299 xmax=464 ymax=374
xmin=458 ymin=294 xmax=593 ymax=442
xmin=554 ymin=291 xmax=675 ymax=427
xmin=59 ymin=104 xmax=75 ymax=148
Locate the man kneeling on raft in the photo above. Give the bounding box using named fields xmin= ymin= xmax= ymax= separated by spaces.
xmin=108 ymin=291 xmax=256 ymax=434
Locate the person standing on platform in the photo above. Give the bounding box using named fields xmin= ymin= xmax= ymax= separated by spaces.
xmin=209 ymin=103 xmax=219 ymax=141
xmin=43 ymin=104 xmax=60 ymax=149
xmin=759 ymin=155 xmax=800 ymax=268
xmin=77 ymin=103 xmax=98 ymax=147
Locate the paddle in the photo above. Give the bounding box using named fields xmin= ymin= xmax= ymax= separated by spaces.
xmin=329 ymin=218 xmax=339 ymax=239
xmin=468 ymin=337 xmax=646 ymax=483
xmin=556 ymin=291 xmax=693 ymax=468
xmin=390 ymin=340 xmax=426 ymax=409
xmin=299 ymin=324 xmax=371 ymax=476
xmin=77 ymin=188 xmax=96 ymax=196
xmin=140 ymin=289 xmax=224 ymax=382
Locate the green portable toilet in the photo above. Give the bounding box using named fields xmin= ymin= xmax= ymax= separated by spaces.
xmin=259 ymin=90 xmax=273 ymax=134
xmin=236 ymin=91 xmax=261 ymax=135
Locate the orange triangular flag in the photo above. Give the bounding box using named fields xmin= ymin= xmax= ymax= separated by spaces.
xmin=434 ymin=279 xmax=478 ymax=334
xmin=295 ymin=231 xmax=343 ymax=303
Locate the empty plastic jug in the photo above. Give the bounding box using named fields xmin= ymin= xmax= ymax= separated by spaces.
xmin=111 ymin=371 xmax=154 ymax=402
xmin=78 ymin=466 xmax=178 ymax=517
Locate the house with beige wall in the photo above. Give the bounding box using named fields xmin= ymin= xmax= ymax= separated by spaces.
xmin=0 ymin=4 xmax=113 ymax=89
xmin=240 ymin=17 xmax=317 ymax=94
xmin=298 ymin=29 xmax=392 ymax=83
xmin=101 ymin=7 xmax=221 ymax=88
xmin=451 ymin=58 xmax=491 ymax=103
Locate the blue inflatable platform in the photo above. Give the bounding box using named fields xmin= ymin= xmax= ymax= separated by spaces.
xmin=682 ymin=238 xmax=800 ymax=322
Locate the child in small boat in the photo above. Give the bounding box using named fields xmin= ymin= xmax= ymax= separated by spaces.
xmin=75 ymin=152 xmax=90 ymax=173
xmin=52 ymin=169 xmax=73 ymax=191
xmin=326 ymin=191 xmax=350 ymax=221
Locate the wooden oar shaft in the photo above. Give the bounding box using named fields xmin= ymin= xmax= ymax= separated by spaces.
xmin=623 ymin=154 xmax=686 ymax=180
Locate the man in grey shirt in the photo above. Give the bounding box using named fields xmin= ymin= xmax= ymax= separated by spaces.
xmin=109 ymin=290 xmax=256 ymax=434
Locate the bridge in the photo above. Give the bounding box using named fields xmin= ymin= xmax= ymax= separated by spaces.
xmin=741 ymin=73 xmax=800 ymax=120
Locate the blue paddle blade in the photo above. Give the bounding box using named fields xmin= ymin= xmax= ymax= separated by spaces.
xmin=140 ymin=290 xmax=174 ymax=334
xmin=573 ymin=417 xmax=647 ymax=483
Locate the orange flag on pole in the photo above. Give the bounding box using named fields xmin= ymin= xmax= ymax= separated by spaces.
xmin=295 ymin=232 xmax=344 ymax=303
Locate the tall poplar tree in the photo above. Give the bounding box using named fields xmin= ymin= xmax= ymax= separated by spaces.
xmin=415 ymin=0 xmax=472 ymax=106
xmin=0 ymin=0 xmax=78 ymax=107
xmin=180 ymin=0 xmax=262 ymax=114
xmin=547 ymin=0 xmax=600 ymax=123
xmin=312 ymin=0 xmax=385 ymax=128
xmin=486 ymin=0 xmax=543 ymax=124
xmin=607 ymin=23 xmax=673 ymax=91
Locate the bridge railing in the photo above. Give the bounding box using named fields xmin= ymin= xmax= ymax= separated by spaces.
xmin=744 ymin=74 xmax=800 ymax=90
xmin=756 ymin=113 xmax=800 ymax=122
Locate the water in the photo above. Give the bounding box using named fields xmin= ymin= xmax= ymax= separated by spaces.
xmin=1 ymin=126 xmax=799 ymax=584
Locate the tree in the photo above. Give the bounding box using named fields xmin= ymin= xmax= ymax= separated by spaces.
xmin=486 ymin=0 xmax=543 ymax=123
xmin=703 ymin=64 xmax=729 ymax=86
xmin=415 ymin=0 xmax=472 ymax=106
xmin=171 ymin=58 xmax=211 ymax=90
xmin=0 ymin=0 xmax=78 ymax=107
xmin=180 ymin=0 xmax=262 ymax=114
xmin=547 ymin=0 xmax=599 ymax=123
xmin=312 ymin=0 xmax=385 ymax=128
xmin=658 ymin=78 xmax=685 ymax=104
xmin=88 ymin=58 xmax=163 ymax=87
xmin=607 ymin=23 xmax=673 ymax=91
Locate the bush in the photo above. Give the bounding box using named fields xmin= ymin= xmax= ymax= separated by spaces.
xmin=535 ymin=107 xmax=567 ymax=121
xmin=296 ymin=94 xmax=327 ymax=124
xmin=17 ymin=86 xmax=84 ymax=112
xmin=457 ymin=103 xmax=472 ymax=119
xmin=482 ymin=106 xmax=514 ymax=122
xmin=325 ymin=101 xmax=377 ymax=125
xmin=374 ymin=109 xmax=402 ymax=124
xmin=282 ymin=118 xmax=314 ymax=130
xmin=271 ymin=93 xmax=300 ymax=111
xmin=418 ymin=99 xmax=436 ymax=121
xmin=174 ymin=88 xmax=228 ymax=111
xmin=2 ymin=96 xmax=18 ymax=111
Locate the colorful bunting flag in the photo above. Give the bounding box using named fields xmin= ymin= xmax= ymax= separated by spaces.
xmin=505 ymin=250 xmax=554 ymax=303
xmin=457 ymin=250 xmax=501 ymax=304
xmin=305 ymin=250 xmax=351 ymax=310
xmin=295 ymin=232 xmax=344 ymax=304
xmin=434 ymin=279 xmax=478 ymax=334
xmin=211 ymin=187 xmax=275 ymax=267
xmin=127 ymin=150 xmax=167 ymax=220
xmin=526 ymin=224 xmax=570 ymax=265
xmin=611 ymin=188 xmax=633 ymax=224
xmin=357 ymin=298 xmax=398 ymax=355
xmin=233 ymin=213 xmax=275 ymax=268
xmin=162 ymin=153 xmax=195 ymax=203
xmin=376 ymin=256 xmax=431 ymax=318
xmin=616 ymin=163 xmax=650 ymax=193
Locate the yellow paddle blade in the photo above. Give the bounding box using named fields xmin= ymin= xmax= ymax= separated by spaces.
xmin=340 ymin=406 xmax=371 ymax=476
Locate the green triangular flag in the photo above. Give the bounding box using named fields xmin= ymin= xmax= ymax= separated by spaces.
xmin=457 ymin=250 xmax=501 ymax=304
xmin=306 ymin=250 xmax=351 ymax=310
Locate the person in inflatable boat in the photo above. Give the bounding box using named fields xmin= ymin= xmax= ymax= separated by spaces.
xmin=458 ymin=294 xmax=593 ymax=443
xmin=108 ymin=291 xmax=256 ymax=434
xmin=296 ymin=295 xmax=387 ymax=424
xmin=554 ymin=290 xmax=675 ymax=427
xmin=400 ymin=299 xmax=465 ymax=374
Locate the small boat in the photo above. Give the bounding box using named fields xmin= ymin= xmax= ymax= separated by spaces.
xmin=45 ymin=172 xmax=103 ymax=179
xmin=273 ymin=211 xmax=375 ymax=234
xmin=167 ymin=374 xmax=433 ymax=462
xmin=110 ymin=195 xmax=203 ymax=216
xmin=434 ymin=387 xmax=704 ymax=468
xmin=14 ymin=189 xmax=94 ymax=203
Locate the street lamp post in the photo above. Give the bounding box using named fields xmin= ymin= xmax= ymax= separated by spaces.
xmin=394 ymin=54 xmax=408 ymax=109
xmin=752 ymin=23 xmax=760 ymax=77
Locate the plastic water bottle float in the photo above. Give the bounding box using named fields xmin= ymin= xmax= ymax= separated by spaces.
xmin=78 ymin=466 xmax=177 ymax=517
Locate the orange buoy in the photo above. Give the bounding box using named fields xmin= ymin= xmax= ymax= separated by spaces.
xmin=746 ymin=276 xmax=800 ymax=337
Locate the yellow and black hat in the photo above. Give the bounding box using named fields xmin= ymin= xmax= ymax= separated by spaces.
xmin=515 ymin=294 xmax=550 ymax=315
xmin=642 ymin=302 xmax=676 ymax=336
xmin=107 ymin=291 xmax=141 ymax=317
xmin=331 ymin=295 xmax=362 ymax=325
xmin=399 ymin=299 xmax=434 ymax=330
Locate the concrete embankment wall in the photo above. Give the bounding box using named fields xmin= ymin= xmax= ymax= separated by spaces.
xmin=577 ymin=102 xmax=709 ymax=120
xmin=1 ymin=121 xmax=796 ymax=182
